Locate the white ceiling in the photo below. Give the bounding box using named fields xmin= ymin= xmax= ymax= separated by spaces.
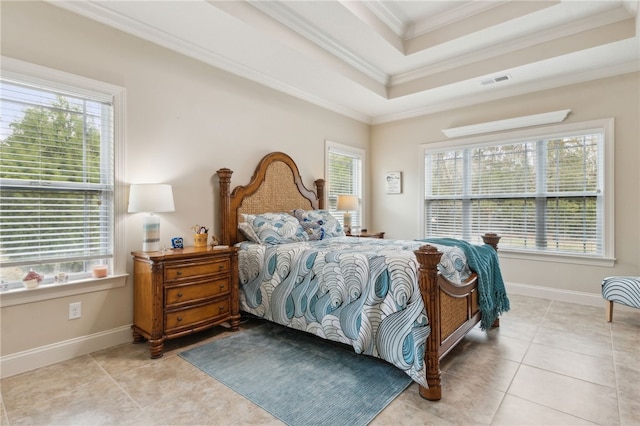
xmin=51 ymin=0 xmax=640 ymax=124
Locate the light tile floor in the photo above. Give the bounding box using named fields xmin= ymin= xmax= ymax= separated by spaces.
xmin=1 ymin=294 xmax=639 ymax=425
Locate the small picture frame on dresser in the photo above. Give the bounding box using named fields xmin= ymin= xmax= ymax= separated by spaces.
xmin=385 ymin=171 xmax=402 ymax=194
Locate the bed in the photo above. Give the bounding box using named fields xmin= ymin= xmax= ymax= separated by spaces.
xmin=216 ymin=151 xmax=508 ymax=400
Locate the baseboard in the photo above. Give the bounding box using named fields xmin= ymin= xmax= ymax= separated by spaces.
xmin=505 ymin=281 xmax=604 ymax=307
xmin=0 ymin=325 xmax=132 ymax=379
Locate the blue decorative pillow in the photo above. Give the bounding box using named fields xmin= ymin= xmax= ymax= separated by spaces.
xmin=239 ymin=212 xmax=308 ymax=245
xmin=292 ymin=209 xmax=345 ymax=240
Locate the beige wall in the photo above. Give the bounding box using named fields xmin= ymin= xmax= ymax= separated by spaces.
xmin=371 ymin=72 xmax=640 ymax=295
xmin=0 ymin=2 xmax=369 ymax=359
xmin=1 ymin=1 xmax=638 ymax=371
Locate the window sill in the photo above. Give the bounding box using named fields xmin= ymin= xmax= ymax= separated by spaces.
xmin=0 ymin=274 xmax=129 ymax=308
xmin=499 ymin=250 xmax=616 ymax=267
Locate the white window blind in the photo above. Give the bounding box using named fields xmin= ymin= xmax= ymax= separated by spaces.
xmin=326 ymin=143 xmax=363 ymax=227
xmin=0 ymin=78 xmax=114 ymax=287
xmin=424 ymin=127 xmax=606 ymax=256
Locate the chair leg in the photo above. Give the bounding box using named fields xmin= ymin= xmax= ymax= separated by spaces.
xmin=605 ymin=300 xmax=613 ymax=322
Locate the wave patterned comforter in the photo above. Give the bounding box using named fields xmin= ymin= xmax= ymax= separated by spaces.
xmin=236 ymin=236 xmax=471 ymax=387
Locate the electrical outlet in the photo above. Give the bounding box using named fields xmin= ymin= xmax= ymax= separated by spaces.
xmin=69 ymin=302 xmax=81 ymax=320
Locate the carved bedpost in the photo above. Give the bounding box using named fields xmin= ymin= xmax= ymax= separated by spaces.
xmin=481 ymin=232 xmax=502 ymax=327
xmin=414 ymin=244 xmax=444 ymax=401
xmin=481 ymin=232 xmax=501 ymax=251
xmin=216 ymin=168 xmax=233 ymax=246
xmin=315 ymin=178 xmax=326 ymax=209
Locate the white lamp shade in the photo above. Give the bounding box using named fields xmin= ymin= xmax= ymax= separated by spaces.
xmin=128 ymin=184 xmax=175 ymax=213
xmin=336 ymin=194 xmax=359 ymax=211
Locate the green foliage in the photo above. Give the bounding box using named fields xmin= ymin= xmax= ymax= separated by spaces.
xmin=1 ymin=96 xmax=102 ymax=182
xmin=327 ymin=152 xmax=357 ymax=207
xmin=1 ymin=95 xmax=107 ymax=281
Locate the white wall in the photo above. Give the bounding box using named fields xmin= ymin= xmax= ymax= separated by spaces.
xmin=0 ymin=1 xmax=369 ymax=368
xmin=371 ymin=72 xmax=640 ymax=297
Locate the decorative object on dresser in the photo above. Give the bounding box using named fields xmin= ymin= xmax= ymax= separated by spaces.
xmin=336 ymin=194 xmax=359 ymax=233
xmin=191 ymin=224 xmax=209 ymax=248
xmin=128 ymin=184 xmax=175 ymax=252
xmin=193 ymin=233 xmax=208 ymax=248
xmin=171 ymin=237 xmax=184 ymax=249
xmin=216 ymin=151 xmax=508 ymax=401
xmin=131 ymin=246 xmax=240 ymax=358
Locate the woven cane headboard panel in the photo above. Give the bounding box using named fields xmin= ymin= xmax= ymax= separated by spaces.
xmin=217 ymin=152 xmax=326 ymax=245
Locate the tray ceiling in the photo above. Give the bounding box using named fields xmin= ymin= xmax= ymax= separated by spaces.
xmin=51 ymin=0 xmax=639 ymax=124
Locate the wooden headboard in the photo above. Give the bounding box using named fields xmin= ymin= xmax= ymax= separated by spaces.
xmin=216 ymin=152 xmax=326 ymax=246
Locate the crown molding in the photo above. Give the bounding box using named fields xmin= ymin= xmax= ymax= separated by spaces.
xmin=359 ymin=0 xmax=406 ymax=38
xmin=407 ymin=1 xmax=507 ymax=39
xmin=391 ymin=4 xmax=634 ymax=86
xmin=48 ymin=1 xmax=373 ymax=124
xmin=442 ymin=109 xmax=571 ymax=138
xmin=249 ymin=0 xmax=389 ymax=85
xmin=362 ymin=0 xmax=507 ymax=40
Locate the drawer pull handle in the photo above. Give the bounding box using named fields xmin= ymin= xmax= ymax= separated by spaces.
xmin=176 ymin=271 xmax=182 ymax=276
xmin=177 ymin=316 xmax=182 ymax=322
xmin=219 ymin=284 xmax=225 ymax=290
xmin=218 ymin=306 xmax=224 ymax=312
xmin=177 ymin=292 xmax=183 ymax=298
xmin=218 ymin=265 xmax=224 ymax=271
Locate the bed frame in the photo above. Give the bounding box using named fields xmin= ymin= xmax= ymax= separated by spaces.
xmin=216 ymin=151 xmax=500 ymax=401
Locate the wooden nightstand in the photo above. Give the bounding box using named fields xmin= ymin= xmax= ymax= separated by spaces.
xmin=346 ymin=230 xmax=385 ymax=239
xmin=131 ymin=246 xmax=240 ymax=358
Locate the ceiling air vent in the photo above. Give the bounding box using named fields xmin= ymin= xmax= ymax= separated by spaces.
xmin=480 ymin=74 xmax=512 ymax=86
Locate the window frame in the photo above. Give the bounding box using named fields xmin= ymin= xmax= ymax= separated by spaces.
xmin=420 ymin=118 xmax=615 ymax=267
xmin=0 ymin=57 xmax=127 ymax=306
xmin=325 ymin=140 xmax=365 ymax=229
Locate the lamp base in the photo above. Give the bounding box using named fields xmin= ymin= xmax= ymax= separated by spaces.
xmin=142 ymin=214 xmax=160 ymax=252
xmin=343 ymin=212 xmax=352 ymax=233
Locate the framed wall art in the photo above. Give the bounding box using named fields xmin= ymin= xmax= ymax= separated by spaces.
xmin=385 ymin=171 xmax=402 ymax=194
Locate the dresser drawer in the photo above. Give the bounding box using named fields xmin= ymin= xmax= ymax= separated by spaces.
xmin=165 ymin=299 xmax=231 ymax=332
xmin=165 ymin=277 xmax=231 ymax=307
xmin=165 ymin=258 xmax=230 ymax=282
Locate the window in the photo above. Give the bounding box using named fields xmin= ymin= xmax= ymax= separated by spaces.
xmin=423 ymin=119 xmax=613 ymax=260
xmin=325 ymin=141 xmax=364 ymax=228
xmin=0 ymin=58 xmax=125 ymax=291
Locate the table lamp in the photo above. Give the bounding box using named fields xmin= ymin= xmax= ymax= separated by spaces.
xmin=128 ymin=184 xmax=175 ymax=252
xmin=336 ymin=194 xmax=359 ymax=233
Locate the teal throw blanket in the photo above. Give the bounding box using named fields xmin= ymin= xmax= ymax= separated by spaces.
xmin=420 ymin=238 xmax=510 ymax=330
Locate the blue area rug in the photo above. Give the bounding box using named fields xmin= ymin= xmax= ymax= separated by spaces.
xmin=179 ymin=322 xmax=411 ymax=426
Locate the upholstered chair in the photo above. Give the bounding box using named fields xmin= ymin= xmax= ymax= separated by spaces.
xmin=601 ymin=276 xmax=640 ymax=322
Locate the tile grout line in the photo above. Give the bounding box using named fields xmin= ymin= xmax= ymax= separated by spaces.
xmin=608 ymin=320 xmax=624 ymax=425
xmin=88 ymin=350 xmax=146 ymax=412
xmin=489 ymin=300 xmax=550 ymax=425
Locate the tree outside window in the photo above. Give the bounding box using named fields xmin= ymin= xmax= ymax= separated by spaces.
xmin=424 ymin=124 xmax=608 ymax=258
xmin=1 ymin=79 xmax=114 ymax=288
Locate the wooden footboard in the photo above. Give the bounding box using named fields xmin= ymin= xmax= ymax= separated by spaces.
xmin=414 ymin=233 xmax=500 ymax=401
